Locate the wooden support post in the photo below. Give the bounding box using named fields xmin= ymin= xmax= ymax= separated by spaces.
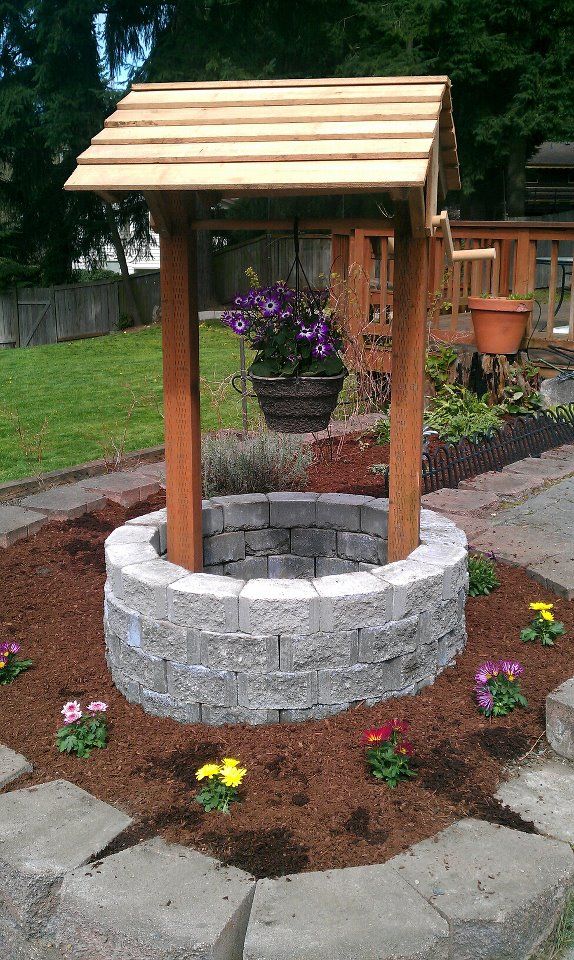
xmin=388 ymin=201 xmax=429 ymax=562
xmin=160 ymin=203 xmax=203 ymax=571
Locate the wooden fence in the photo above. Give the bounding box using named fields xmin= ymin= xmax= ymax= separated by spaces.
xmin=213 ymin=233 xmax=332 ymax=302
xmin=0 ymin=270 xmax=160 ymax=349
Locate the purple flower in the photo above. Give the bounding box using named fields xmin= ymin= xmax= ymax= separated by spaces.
xmin=8 ymin=642 xmax=20 ymax=654
xmin=312 ymin=341 xmax=335 ymax=359
xmin=296 ymin=324 xmax=316 ymax=341
xmin=475 ymin=685 xmax=494 ymax=712
xmin=500 ymin=660 xmax=524 ymax=681
xmin=475 ymin=660 xmax=500 ymax=685
xmin=262 ymin=298 xmax=280 ymax=318
xmin=313 ymin=321 xmax=330 ymax=339
xmin=230 ymin=316 xmax=250 ymax=335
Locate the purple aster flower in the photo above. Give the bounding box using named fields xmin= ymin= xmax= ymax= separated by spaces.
xmin=475 ymin=685 xmax=494 ymax=712
xmin=313 ymin=321 xmax=330 ymax=339
xmin=312 ymin=341 xmax=335 ymax=360
xmin=262 ymin=298 xmax=280 ymax=318
xmin=8 ymin=642 xmax=20 ymax=654
xmin=500 ymin=660 xmax=524 ymax=681
xmin=475 ymin=660 xmax=500 ymax=685
xmin=296 ymin=324 xmax=316 ymax=341
xmin=230 ymin=315 xmax=250 ymax=335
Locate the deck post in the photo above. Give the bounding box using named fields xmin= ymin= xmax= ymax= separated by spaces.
xmin=387 ymin=201 xmax=429 ymax=562
xmin=160 ymin=208 xmax=203 ymax=571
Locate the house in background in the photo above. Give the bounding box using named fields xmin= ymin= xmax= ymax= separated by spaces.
xmin=526 ymin=142 xmax=574 ymax=216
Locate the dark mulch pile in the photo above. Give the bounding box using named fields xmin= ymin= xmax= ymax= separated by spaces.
xmin=1 ymin=488 xmax=572 ymax=877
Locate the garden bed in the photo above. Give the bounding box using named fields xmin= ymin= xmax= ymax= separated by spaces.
xmin=1 ymin=493 xmax=573 ymax=878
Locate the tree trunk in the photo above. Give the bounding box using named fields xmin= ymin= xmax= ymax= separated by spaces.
xmin=505 ymin=137 xmax=527 ymax=218
xmin=104 ymin=203 xmax=146 ymax=327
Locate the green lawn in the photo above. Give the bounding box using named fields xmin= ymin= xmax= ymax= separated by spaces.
xmin=0 ymin=323 xmax=246 ymax=482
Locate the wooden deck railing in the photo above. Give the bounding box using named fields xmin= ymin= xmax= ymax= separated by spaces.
xmin=344 ymin=221 xmax=574 ymax=365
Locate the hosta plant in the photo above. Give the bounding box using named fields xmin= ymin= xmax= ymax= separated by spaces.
xmin=56 ymin=700 xmax=108 ymax=758
xmin=468 ymin=552 xmax=499 ymax=597
xmin=361 ymin=719 xmax=416 ymax=788
xmin=0 ymin=641 xmax=32 ymax=684
xmin=195 ymin=758 xmax=247 ymax=813
xmin=521 ymin=602 xmax=565 ymax=647
xmin=475 ymin=660 xmax=527 ymax=718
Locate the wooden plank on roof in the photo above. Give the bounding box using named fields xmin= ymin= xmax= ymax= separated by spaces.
xmin=94 ymin=118 xmax=439 ymax=144
xmin=105 ymin=101 xmax=442 ymax=127
xmin=65 ymin=157 xmax=429 ymax=192
xmin=132 ymin=76 xmax=449 ymax=90
xmin=78 ymin=138 xmax=432 ymax=165
xmin=118 ymin=83 xmax=445 ymax=109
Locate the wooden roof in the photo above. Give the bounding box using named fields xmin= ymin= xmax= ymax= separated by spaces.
xmin=65 ymin=76 xmax=460 ymax=197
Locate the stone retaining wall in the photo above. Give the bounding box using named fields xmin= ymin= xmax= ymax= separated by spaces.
xmin=104 ymin=494 xmax=468 ymax=725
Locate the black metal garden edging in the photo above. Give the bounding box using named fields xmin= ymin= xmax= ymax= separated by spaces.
xmin=417 ymin=403 xmax=574 ymax=494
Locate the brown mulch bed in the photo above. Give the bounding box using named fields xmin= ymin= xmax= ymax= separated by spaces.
xmin=1 ymin=490 xmax=573 ymax=878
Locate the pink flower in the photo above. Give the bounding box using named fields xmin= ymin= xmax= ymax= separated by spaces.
xmin=8 ymin=642 xmax=20 ymax=654
xmin=475 ymin=685 xmax=494 ymax=713
xmin=475 ymin=660 xmax=500 ymax=685
xmin=499 ymin=660 xmax=524 ymax=681
xmin=61 ymin=700 xmax=82 ymax=724
xmin=87 ymin=701 xmax=107 ymax=713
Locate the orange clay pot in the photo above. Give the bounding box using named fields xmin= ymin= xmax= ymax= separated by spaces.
xmin=468 ymin=296 xmax=532 ymax=355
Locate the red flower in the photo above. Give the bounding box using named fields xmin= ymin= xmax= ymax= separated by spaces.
xmin=361 ymin=725 xmax=392 ymax=745
xmin=397 ymin=739 xmax=414 ymax=757
xmin=390 ymin=719 xmax=409 ymax=735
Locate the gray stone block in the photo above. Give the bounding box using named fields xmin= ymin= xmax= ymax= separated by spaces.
xmin=390 ymin=818 xmax=574 ymax=960
xmin=410 ymin=543 xmax=469 ymax=600
xmin=426 ymin=598 xmax=461 ymax=641
xmin=437 ymin=622 xmax=466 ymax=666
xmin=140 ymin=616 xmax=190 ymax=662
xmin=212 ymin=493 xmax=269 ymax=530
xmin=358 ymin=616 xmax=419 ymax=663
xmin=372 ymin=558 xmax=444 ymax=620
xmin=239 ymin=579 xmax=320 ymax=635
xmin=202 ymin=499 xmax=224 ymax=536
xmin=109 ymin=663 xmax=141 ymax=704
xmin=21 ymin=483 xmax=108 ymax=522
xmin=167 ymin=663 xmax=237 ymax=706
xmin=0 ymin=504 xmax=47 ymax=549
xmin=280 ymin=630 xmax=358 ymax=671
xmin=105 ymin=542 xmax=159 ymax=597
xmin=225 ymin=556 xmax=269 ymax=580
xmin=316 ymin=493 xmax=374 ymax=532
xmin=120 ymin=644 xmax=167 ymax=693
xmin=104 ymin=586 xmax=141 ymax=647
xmin=420 ymin=509 xmax=466 ymax=549
xmin=496 ymin=759 xmax=574 ymax=844
xmin=268 ymin=492 xmax=318 ymax=528
xmin=315 ymin=556 xmax=359 ymax=576
xmin=245 ymin=527 xmax=290 ymax=555
xmin=318 ymin=659 xmax=402 ymax=705
xmin=291 ymin=526 xmax=336 ymax=557
xmin=204 ymin=563 xmax=224 ymax=576
xmin=0 ymin=780 xmax=131 ymax=935
xmin=105 ymin=524 xmax=160 ymax=551
xmin=127 ymin=508 xmax=168 ymax=554
xmin=337 ymin=530 xmax=382 ymax=563
xmin=238 ymin=671 xmax=318 ymax=710
xmin=268 ymin=554 xmax=315 ymax=579
xmin=121 ymin=558 xmax=188 ymax=619
xmin=547 ymin=678 xmax=574 ymax=760
xmin=314 ymin=572 xmax=391 ymax=631
xmin=168 ymin=574 xmax=243 ymax=632
xmin=278 ymin=704 xmax=346 ymax=722
xmin=201 ymin=705 xmax=279 ymax=725
xmin=541 ymin=374 xmax=574 ymax=407
xmin=203 ymin=531 xmax=246 ymax=565
xmin=243 ymin=863 xmax=449 ymax=960
xmin=139 ymin=688 xmax=200 ymax=723
xmin=200 ymin=630 xmax=279 ymax=673
xmin=49 ymin=838 xmax=256 ymax=960
xmin=360 ymin=498 xmax=389 ymax=537
xmin=400 ymin=641 xmax=438 ymax=686
xmin=0 ymin=745 xmax=32 ymax=788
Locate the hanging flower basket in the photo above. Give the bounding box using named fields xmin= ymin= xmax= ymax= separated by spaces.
xmin=250 ymin=371 xmax=347 ymax=433
xmin=468 ymin=295 xmax=533 ymax=355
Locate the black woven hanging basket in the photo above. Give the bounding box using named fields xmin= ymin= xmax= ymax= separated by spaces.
xmin=250 ymin=372 xmax=346 ymax=433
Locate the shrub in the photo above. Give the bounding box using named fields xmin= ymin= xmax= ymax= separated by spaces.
xmin=521 ymin=602 xmax=565 ymax=647
xmin=361 ymin=720 xmax=416 ymax=788
xmin=195 ymin=758 xmax=247 ymax=813
xmin=425 ymin=345 xmax=457 ymax=392
xmin=201 ymin=431 xmax=312 ymax=498
xmin=468 ymin=553 xmax=499 ymax=597
xmin=425 ymin=385 xmax=502 ymax=443
xmin=373 ymin=415 xmax=390 ymax=445
xmin=56 ymin=700 xmax=108 ymax=758
xmin=474 ymin=660 xmax=527 ymax=717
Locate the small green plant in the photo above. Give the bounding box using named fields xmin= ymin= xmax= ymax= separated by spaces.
xmin=475 ymin=660 xmax=527 ymax=717
xmin=425 ymin=346 xmax=457 ymax=392
xmin=361 ymin=720 xmax=416 ymax=788
xmin=117 ymin=313 xmax=134 ymax=330
xmin=521 ymin=602 xmax=565 ymax=647
xmin=508 ymin=291 xmax=534 ymax=300
xmin=201 ymin=431 xmax=311 ymax=498
xmin=373 ymin=415 xmax=390 ymax=445
xmin=425 ymin=385 xmax=502 ymax=443
xmin=468 ymin=552 xmax=499 ymax=597
xmin=0 ymin=642 xmax=32 ymax=684
xmin=497 ymin=388 xmax=544 ymax=415
xmin=369 ymin=462 xmax=389 ymax=478
xmin=195 ymin=758 xmax=247 ymax=813
xmin=56 ymin=700 xmax=108 ymax=758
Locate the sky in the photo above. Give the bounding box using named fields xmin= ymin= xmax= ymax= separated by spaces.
xmin=95 ymin=12 xmax=150 ymax=89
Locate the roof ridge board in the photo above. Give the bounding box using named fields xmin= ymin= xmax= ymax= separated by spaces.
xmin=105 ymin=104 xmax=443 ymax=127
xmin=130 ymin=76 xmax=450 ymax=91
xmin=117 ymin=85 xmax=446 ymax=109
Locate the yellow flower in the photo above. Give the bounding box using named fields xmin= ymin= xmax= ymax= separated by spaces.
xmin=220 ymin=765 xmax=246 ymax=788
xmin=0 ymin=661 xmax=5 ymax=669
xmin=540 ymin=610 xmax=555 ymax=622
xmin=221 ymin=757 xmax=240 ymax=767
xmin=196 ymin=763 xmax=221 ymax=781
xmin=529 ymin=602 xmax=554 ymax=611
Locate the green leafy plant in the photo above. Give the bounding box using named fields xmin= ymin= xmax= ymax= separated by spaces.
xmin=497 ymin=387 xmax=544 ymax=414
xmin=369 ymin=462 xmax=389 ymax=478
xmin=201 ymin=431 xmax=311 ymax=498
xmin=521 ymin=603 xmax=565 ymax=647
xmin=0 ymin=642 xmax=32 ymax=684
xmin=361 ymin=720 xmax=416 ymax=788
xmin=425 ymin=385 xmax=502 ymax=443
xmin=56 ymin=700 xmax=108 ymax=758
xmin=475 ymin=660 xmax=527 ymax=717
xmin=468 ymin=552 xmax=499 ymax=597
xmin=425 ymin=346 xmax=457 ymax=391
xmin=195 ymin=758 xmax=247 ymax=813
xmin=373 ymin=415 xmax=390 ymax=445
xmin=508 ymin=291 xmax=534 ymax=300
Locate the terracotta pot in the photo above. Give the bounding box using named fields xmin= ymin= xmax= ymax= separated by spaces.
xmin=468 ymin=296 xmax=532 ymax=355
xmin=250 ymin=372 xmax=346 ymax=433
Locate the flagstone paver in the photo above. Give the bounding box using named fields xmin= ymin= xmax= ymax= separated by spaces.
xmin=421 ymin=489 xmax=501 ymax=517
xmin=547 ymin=679 xmax=574 ymax=760
xmin=459 ymin=469 xmax=543 ymax=500
xmin=390 ymin=818 xmax=574 ymax=960
xmin=49 ymin=837 xmax=255 ymax=960
xmin=0 ymin=745 xmax=32 ymax=788
xmin=496 ymin=760 xmax=574 ymax=845
xmin=21 ymin=482 xmax=108 ymax=520
xmin=81 ymin=471 xmax=161 ymax=507
xmin=503 ymin=457 xmax=574 ymax=482
xmin=0 ymin=504 xmax=47 ymax=548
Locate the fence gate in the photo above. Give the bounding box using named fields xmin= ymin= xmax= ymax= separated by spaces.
xmin=17 ymin=288 xmax=57 ymax=347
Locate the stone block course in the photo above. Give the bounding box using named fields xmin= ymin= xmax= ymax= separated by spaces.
xmin=126 ymin=508 xmax=167 ymax=553
xmin=140 ymin=616 xmax=190 ymax=662
xmin=167 ymin=662 xmax=237 ymax=706
xmin=316 ymin=493 xmax=374 ymax=531
xmin=120 ymin=644 xmax=167 ymax=693
xmin=410 ymin=542 xmax=468 ymax=600
xmin=268 ymin=491 xmax=318 ymax=527
xmin=201 ymin=499 xmax=224 ymax=536
xmin=318 ymin=660 xmax=402 ymax=704
xmin=280 ymin=630 xmax=358 ymax=671
xmin=225 ymin=556 xmax=269 ymax=580
xmin=105 ymin=542 xmax=158 ymax=597
xmin=337 ymin=530 xmax=382 ymax=563
xmin=291 ymin=526 xmax=336 ymax=557
xmin=360 ymin=498 xmax=389 ymax=537
xmin=203 ymin=530 xmax=245 ymax=565
xmin=121 ymin=558 xmax=188 ymax=619
xmin=546 ymin=678 xmax=574 ymax=760
xmin=140 ymin=688 xmax=201 ymax=723
xmin=268 ymin=553 xmax=315 ymax=579
xmin=168 ymin=573 xmax=243 ymax=631
xmin=358 ymin=616 xmax=419 ymax=663
xmin=200 ymin=629 xmax=279 ymax=673
xmin=105 ymin=587 xmax=141 ymax=648
xmin=201 ymin=705 xmax=280 ymax=725
xmin=372 ymin=558 xmax=444 ymax=619
xmin=314 ymin=572 xmax=391 ymax=631
xmin=315 ymin=557 xmax=358 ymax=576
xmin=238 ymin=670 xmax=318 ymax=710
xmin=212 ymin=492 xmax=269 ymax=530
xmin=239 ymin=578 xmax=320 ymax=635
xmin=245 ymin=527 xmax=289 ymax=555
